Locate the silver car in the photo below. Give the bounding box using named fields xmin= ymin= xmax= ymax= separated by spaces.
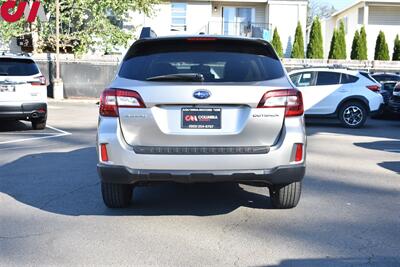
xmin=97 ymin=33 xmax=306 ymax=209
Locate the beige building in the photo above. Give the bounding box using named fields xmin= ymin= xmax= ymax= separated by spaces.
xmin=321 ymin=0 xmax=400 ymax=60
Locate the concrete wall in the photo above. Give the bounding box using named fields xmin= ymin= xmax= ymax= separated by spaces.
xmin=33 ymin=55 xmax=121 ymax=98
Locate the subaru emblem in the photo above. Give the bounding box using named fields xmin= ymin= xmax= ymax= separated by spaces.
xmin=193 ymin=90 xmax=211 ymax=100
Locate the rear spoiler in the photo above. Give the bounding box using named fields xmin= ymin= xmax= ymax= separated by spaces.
xmin=139 ymin=27 xmax=157 ymax=39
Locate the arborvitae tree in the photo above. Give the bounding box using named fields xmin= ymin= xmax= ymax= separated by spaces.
xmin=337 ymin=20 xmax=347 ymax=59
xmin=350 ymin=30 xmax=360 ymax=60
xmin=393 ymin=34 xmax=400 ymax=61
xmin=374 ymin=31 xmax=390 ymax=61
xmin=306 ymin=17 xmax=324 ymax=59
xmin=328 ymin=29 xmax=337 ymax=59
xmin=358 ymin=26 xmax=368 ymax=60
xmin=271 ymin=28 xmax=284 ymax=58
xmin=291 ymin=22 xmax=305 ymax=58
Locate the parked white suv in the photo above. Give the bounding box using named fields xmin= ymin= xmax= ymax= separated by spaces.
xmin=0 ymin=52 xmax=47 ymax=130
xmin=289 ymin=68 xmax=384 ymax=128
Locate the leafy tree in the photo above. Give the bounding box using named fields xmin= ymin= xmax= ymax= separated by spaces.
xmin=0 ymin=0 xmax=159 ymax=54
xmin=350 ymin=30 xmax=360 ymax=60
xmin=358 ymin=26 xmax=368 ymax=60
xmin=393 ymin=34 xmax=400 ymax=61
xmin=374 ymin=31 xmax=390 ymax=61
xmin=271 ymin=28 xmax=284 ymax=58
xmin=291 ymin=22 xmax=305 ymax=58
xmin=307 ymin=17 xmax=323 ymax=59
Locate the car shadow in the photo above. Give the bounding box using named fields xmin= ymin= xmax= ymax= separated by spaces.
xmin=0 ymin=120 xmax=32 ymax=132
xmin=354 ymin=140 xmax=400 ymax=175
xmin=0 ymin=147 xmax=272 ymax=217
xmin=306 ymin=117 xmax=400 ymax=140
xmin=265 ymin=256 xmax=400 ymax=267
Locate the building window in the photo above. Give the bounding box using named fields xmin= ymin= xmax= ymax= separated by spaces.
xmin=171 ymin=3 xmax=187 ymax=31
xmin=358 ymin=7 xmax=364 ymax=24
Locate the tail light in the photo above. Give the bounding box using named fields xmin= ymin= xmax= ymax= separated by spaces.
xmin=100 ymin=88 xmax=146 ymax=117
xmin=367 ymin=85 xmax=380 ymax=92
xmin=30 ymin=76 xmax=46 ymax=86
xmin=258 ymin=89 xmax=304 ymax=117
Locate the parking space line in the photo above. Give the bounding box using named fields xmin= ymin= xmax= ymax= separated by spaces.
xmin=0 ymin=125 xmax=71 ymax=145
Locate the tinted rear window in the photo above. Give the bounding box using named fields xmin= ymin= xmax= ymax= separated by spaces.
xmin=316 ymin=72 xmax=341 ymax=85
xmin=360 ymin=72 xmax=378 ymax=83
xmin=0 ymin=58 xmax=40 ymax=76
xmin=119 ymin=38 xmax=284 ymax=82
xmin=341 ymin=74 xmax=359 ymax=84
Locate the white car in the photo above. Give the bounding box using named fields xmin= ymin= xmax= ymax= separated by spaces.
xmin=289 ymin=68 xmax=384 ymax=128
xmin=0 ymin=52 xmax=47 ymax=130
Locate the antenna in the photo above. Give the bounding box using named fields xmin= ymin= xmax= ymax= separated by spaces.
xmin=139 ymin=27 xmax=157 ymax=39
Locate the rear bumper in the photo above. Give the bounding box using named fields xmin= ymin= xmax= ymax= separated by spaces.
xmin=0 ymin=103 xmax=47 ymax=120
xmin=98 ymin=163 xmax=306 ymax=185
xmin=370 ymin=103 xmax=385 ymax=116
xmin=387 ymin=98 xmax=400 ymax=114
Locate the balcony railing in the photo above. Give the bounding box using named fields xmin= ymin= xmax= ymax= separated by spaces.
xmin=204 ymin=21 xmax=272 ymax=40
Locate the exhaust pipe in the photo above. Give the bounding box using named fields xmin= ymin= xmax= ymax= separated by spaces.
xmin=31 ymin=112 xmax=39 ymax=119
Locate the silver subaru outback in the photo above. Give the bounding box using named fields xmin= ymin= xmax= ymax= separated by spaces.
xmin=97 ymin=33 xmax=306 ymax=209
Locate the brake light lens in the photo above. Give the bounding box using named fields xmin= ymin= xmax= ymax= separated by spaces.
xmin=30 ymin=76 xmax=46 ymax=86
xmin=100 ymin=88 xmax=146 ymax=117
xmin=258 ymin=89 xmax=304 ymax=117
xmin=367 ymin=85 xmax=380 ymax=92
xmin=100 ymin=144 xmax=109 ymax=162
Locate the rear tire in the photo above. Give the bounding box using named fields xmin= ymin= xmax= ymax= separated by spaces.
xmin=269 ymin=182 xmax=302 ymax=209
xmin=101 ymin=182 xmax=133 ymax=208
xmin=32 ymin=119 xmax=47 ymax=130
xmin=338 ymin=102 xmax=367 ymax=128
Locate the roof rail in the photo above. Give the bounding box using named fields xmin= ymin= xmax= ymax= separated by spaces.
xmin=139 ymin=27 xmax=157 ymax=39
xmin=0 ymin=51 xmax=31 ymax=57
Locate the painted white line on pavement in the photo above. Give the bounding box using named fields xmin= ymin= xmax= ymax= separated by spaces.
xmin=0 ymin=125 xmax=71 ymax=145
xmin=0 ymin=133 xmax=60 ymax=136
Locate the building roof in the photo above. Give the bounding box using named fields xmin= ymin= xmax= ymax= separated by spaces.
xmin=331 ymin=0 xmax=400 ymax=17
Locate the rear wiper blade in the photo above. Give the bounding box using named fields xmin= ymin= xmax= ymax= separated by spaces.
xmin=146 ymin=73 xmax=204 ymax=82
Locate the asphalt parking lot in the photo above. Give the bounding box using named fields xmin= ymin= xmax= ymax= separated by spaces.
xmin=0 ymin=101 xmax=399 ymax=266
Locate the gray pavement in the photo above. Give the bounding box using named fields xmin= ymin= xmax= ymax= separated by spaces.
xmin=0 ymin=102 xmax=399 ymax=266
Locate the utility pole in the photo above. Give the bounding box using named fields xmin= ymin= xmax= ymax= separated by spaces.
xmin=54 ymin=0 xmax=64 ymax=99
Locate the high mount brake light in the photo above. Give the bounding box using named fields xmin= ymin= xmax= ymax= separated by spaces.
xmin=100 ymin=89 xmax=146 ymax=117
xmin=187 ymin=37 xmax=217 ymax=41
xmin=257 ymin=89 xmax=304 ymax=117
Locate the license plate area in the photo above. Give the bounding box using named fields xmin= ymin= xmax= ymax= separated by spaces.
xmin=0 ymin=85 xmax=15 ymax=92
xmin=181 ymin=108 xmax=221 ymax=129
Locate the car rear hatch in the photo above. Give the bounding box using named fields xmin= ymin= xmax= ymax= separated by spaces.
xmin=0 ymin=58 xmax=46 ymax=103
xmin=104 ymin=37 xmax=299 ymax=148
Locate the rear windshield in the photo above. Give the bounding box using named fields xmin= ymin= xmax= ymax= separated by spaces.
xmin=0 ymin=58 xmax=40 ymax=76
xmin=360 ymin=72 xmax=378 ymax=83
xmin=119 ymin=38 xmax=285 ymax=82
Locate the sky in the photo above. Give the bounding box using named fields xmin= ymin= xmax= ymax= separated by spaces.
xmin=319 ymin=0 xmax=358 ymax=10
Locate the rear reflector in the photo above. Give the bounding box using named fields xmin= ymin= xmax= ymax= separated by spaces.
xmin=258 ymin=89 xmax=304 ymax=117
xmin=100 ymin=88 xmax=145 ymax=117
xmin=100 ymin=144 xmax=109 ymax=162
xmin=295 ymin=144 xmax=303 ymax=162
xmin=367 ymin=85 xmax=380 ymax=92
